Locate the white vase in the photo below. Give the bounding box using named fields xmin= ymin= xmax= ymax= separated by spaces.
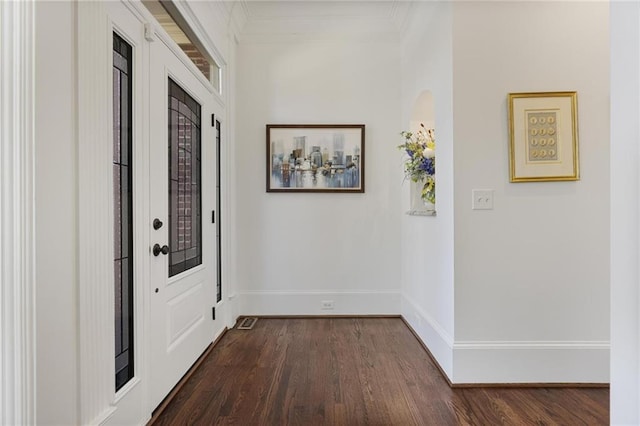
xmin=422 ymin=200 xmax=435 ymax=210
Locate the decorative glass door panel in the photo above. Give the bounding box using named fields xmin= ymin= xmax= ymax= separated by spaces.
xmin=168 ymin=79 xmax=202 ymax=277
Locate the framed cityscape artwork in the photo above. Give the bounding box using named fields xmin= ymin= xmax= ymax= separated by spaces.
xmin=508 ymin=92 xmax=579 ymax=182
xmin=266 ymin=124 xmax=365 ymax=193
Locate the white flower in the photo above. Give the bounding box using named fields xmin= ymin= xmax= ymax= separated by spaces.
xmin=422 ymin=147 xmax=435 ymax=159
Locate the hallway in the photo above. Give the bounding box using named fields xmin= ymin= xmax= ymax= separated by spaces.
xmin=151 ymin=318 xmax=608 ymax=425
xmin=7 ymin=1 xmax=638 ymax=423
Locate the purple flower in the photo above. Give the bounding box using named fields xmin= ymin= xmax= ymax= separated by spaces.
xmin=419 ymin=157 xmax=435 ymax=175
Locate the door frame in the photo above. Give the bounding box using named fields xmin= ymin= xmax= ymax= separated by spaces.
xmin=0 ymin=1 xmax=37 ymax=424
xmin=76 ymin=1 xmax=232 ymax=424
xmin=77 ymin=2 xmax=150 ymax=424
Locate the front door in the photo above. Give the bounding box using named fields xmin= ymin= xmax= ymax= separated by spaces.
xmin=148 ymin=35 xmax=217 ymax=409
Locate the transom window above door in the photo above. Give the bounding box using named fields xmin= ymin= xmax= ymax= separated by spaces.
xmin=143 ymin=0 xmax=221 ymax=92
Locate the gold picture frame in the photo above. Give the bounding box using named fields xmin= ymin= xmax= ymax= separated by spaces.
xmin=508 ymin=91 xmax=579 ymax=182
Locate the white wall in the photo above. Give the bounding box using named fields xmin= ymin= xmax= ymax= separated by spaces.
xmin=29 ymin=1 xmax=624 ymax=422
xmin=35 ymin=2 xmax=79 ymax=424
xmin=452 ymin=1 xmax=610 ymax=383
xmin=399 ymin=1 xmax=455 ymax=377
xmin=235 ymin=39 xmax=402 ymax=315
xmin=235 ymin=0 xmax=611 ymax=385
xmin=610 ymin=1 xmax=640 ymax=424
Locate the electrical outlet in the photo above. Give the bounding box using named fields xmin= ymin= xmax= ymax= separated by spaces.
xmin=321 ymin=300 xmax=334 ymax=310
xmin=472 ymin=189 xmax=494 ymax=210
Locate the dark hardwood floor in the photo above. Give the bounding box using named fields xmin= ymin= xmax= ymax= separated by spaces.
xmin=150 ymin=318 xmax=608 ymax=425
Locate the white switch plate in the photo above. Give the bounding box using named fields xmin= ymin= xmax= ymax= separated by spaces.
xmin=472 ymin=189 xmax=494 ymax=210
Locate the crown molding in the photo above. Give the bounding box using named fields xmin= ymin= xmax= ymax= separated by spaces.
xmin=390 ymin=0 xmax=415 ymax=40
xmin=239 ymin=0 xmax=402 ymax=42
xmin=228 ymin=0 xmax=250 ymax=39
xmin=240 ymin=29 xmax=400 ymax=44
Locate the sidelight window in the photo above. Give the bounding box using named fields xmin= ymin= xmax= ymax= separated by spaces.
xmin=113 ymin=32 xmax=134 ymax=391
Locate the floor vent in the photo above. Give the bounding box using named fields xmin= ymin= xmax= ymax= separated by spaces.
xmin=237 ymin=317 xmax=258 ymax=330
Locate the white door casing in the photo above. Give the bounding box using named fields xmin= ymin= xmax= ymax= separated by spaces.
xmin=78 ymin=1 xmax=150 ymax=424
xmin=1 ymin=0 xmax=36 ymax=424
xmin=102 ymin=2 xmax=149 ymax=424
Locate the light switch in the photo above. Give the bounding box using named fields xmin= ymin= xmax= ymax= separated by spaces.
xmin=472 ymin=189 xmax=494 ymax=210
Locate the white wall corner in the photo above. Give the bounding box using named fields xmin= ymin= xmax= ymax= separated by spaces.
xmin=239 ymin=291 xmax=401 ymax=317
xmin=0 ymin=0 xmax=37 ymax=424
xmin=221 ymin=34 xmax=238 ymax=332
xmin=610 ymin=1 xmax=640 ymax=424
xmin=400 ymin=295 xmax=454 ymax=379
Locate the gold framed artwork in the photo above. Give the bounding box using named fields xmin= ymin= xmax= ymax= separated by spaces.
xmin=508 ymin=92 xmax=579 ymax=182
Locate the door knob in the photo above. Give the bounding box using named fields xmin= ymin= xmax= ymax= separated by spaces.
xmin=153 ymin=244 xmax=169 ymax=256
xmin=153 ymin=218 xmax=163 ymax=230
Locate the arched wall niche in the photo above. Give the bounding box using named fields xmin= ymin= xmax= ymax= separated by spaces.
xmin=407 ymin=90 xmax=436 ymax=214
xmin=410 ymin=90 xmax=435 ymax=132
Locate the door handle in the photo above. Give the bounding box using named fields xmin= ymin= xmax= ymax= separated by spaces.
xmin=153 ymin=244 xmax=169 ymax=256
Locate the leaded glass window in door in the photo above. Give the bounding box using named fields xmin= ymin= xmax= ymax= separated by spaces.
xmin=168 ymin=79 xmax=202 ymax=277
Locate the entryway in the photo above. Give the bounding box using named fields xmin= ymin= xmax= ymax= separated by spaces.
xmin=94 ymin=2 xmax=226 ymax=424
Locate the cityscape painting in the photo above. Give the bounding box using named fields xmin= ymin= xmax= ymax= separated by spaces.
xmin=266 ymin=124 xmax=365 ymax=193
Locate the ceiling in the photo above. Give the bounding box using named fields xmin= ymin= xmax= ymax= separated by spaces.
xmin=234 ymin=1 xmax=412 ymax=41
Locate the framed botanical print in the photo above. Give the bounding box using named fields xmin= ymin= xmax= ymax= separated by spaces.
xmin=508 ymin=92 xmax=579 ymax=182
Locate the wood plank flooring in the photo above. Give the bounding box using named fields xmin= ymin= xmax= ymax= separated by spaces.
xmin=150 ymin=318 xmax=608 ymax=425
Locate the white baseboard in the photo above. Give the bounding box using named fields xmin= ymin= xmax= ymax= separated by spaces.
xmin=400 ymin=295 xmax=454 ymax=379
xmin=399 ymin=295 xmax=609 ymax=384
xmin=452 ymin=340 xmax=610 ymax=384
xmin=239 ymin=291 xmax=609 ymax=384
xmin=238 ymin=290 xmax=401 ymax=316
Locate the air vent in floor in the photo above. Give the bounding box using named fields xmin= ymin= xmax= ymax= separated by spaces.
xmin=237 ymin=317 xmax=258 ymax=330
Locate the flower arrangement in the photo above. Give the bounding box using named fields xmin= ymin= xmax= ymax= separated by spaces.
xmin=398 ymin=124 xmax=435 ymax=204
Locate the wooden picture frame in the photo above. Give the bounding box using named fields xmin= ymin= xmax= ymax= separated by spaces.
xmin=508 ymin=92 xmax=579 ymax=182
xmin=266 ymin=124 xmax=365 ymax=193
